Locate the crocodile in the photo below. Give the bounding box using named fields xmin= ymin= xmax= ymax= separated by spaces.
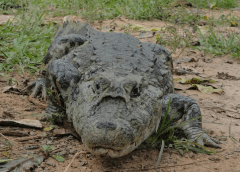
xmin=24 ymin=21 xmax=220 ymax=158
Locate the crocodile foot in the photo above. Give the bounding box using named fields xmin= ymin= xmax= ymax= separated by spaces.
xmin=41 ymin=104 xmax=64 ymax=124
xmin=185 ymin=127 xmax=221 ymax=148
xmin=22 ymin=78 xmax=47 ymax=101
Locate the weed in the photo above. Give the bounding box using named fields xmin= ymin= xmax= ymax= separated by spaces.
xmin=0 ymin=9 xmax=55 ymax=73
xmin=149 ymin=99 xmax=216 ymax=156
xmin=186 ymin=0 xmax=238 ymax=9
xmin=0 ymin=0 xmax=239 ymax=73
xmin=42 ymin=144 xmax=65 ymax=162
xmin=197 ymin=27 xmax=240 ymax=58
xmin=42 ymin=145 xmax=54 ymax=152
xmin=155 ymin=25 xmax=195 ymax=53
xmin=3 ymin=140 xmax=13 ymax=158
xmin=0 ymin=0 xmax=22 ymax=10
xmin=7 ymin=77 xmax=17 ymax=85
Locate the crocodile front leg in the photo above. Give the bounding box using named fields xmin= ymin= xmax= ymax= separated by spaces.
xmin=43 ymin=34 xmax=87 ymax=64
xmin=23 ymin=34 xmax=86 ymax=100
xmin=162 ymin=93 xmax=220 ymax=148
xmin=41 ymin=58 xmax=81 ymax=123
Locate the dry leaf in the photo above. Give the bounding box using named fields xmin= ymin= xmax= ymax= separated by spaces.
xmin=174 ymin=77 xmax=216 ymax=84
xmin=44 ymin=126 xmax=53 ymax=131
xmin=131 ymin=24 xmax=166 ymax=32
xmin=139 ymin=32 xmax=154 ymax=39
xmin=2 ymin=85 xmax=21 ymax=94
xmin=191 ymin=84 xmax=223 ymax=94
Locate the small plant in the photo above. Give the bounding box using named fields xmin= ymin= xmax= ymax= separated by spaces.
xmin=197 ymin=27 xmax=240 ymax=58
xmin=42 ymin=145 xmax=65 ymax=162
xmin=7 ymin=77 xmax=17 ymax=86
xmin=3 ymin=140 xmax=13 ymax=158
xmin=42 ymin=145 xmax=54 ymax=152
xmin=186 ymin=0 xmax=238 ymax=9
xmin=149 ymin=98 xmax=216 ymax=158
xmin=52 ymin=155 xmax=65 ymax=162
xmin=0 ymin=9 xmax=55 ymax=73
xmin=123 ymin=24 xmax=132 ymax=35
xmin=0 ymin=0 xmax=23 ymax=10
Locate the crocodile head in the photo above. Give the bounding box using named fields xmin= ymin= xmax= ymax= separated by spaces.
xmin=66 ymin=67 xmax=173 ymax=158
xmin=60 ymin=32 xmax=174 ymax=157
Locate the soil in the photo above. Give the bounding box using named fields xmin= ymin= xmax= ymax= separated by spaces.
xmin=1 ymin=8 xmax=240 ymax=172
xmin=0 ymin=14 xmax=14 ymax=24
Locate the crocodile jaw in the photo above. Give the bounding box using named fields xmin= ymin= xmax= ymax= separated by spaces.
xmin=84 ymin=142 xmax=141 ymax=158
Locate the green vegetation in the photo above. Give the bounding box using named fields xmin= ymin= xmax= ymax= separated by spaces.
xmin=0 ymin=0 xmax=22 ymax=10
xmin=148 ymin=99 xmax=216 ymax=156
xmin=22 ymin=0 xmax=239 ymax=21
xmin=186 ymin=0 xmax=238 ymax=9
xmin=0 ymin=9 xmax=54 ymax=73
xmin=0 ymin=0 xmax=239 ymax=73
xmin=198 ymin=27 xmax=240 ymax=58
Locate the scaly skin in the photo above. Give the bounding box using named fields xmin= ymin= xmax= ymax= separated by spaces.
xmin=25 ymin=21 xmax=220 ymax=158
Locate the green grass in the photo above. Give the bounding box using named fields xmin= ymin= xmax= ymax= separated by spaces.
xmin=197 ymin=27 xmax=240 ymax=58
xmin=0 ymin=0 xmax=239 ymax=73
xmin=11 ymin=0 xmax=239 ymax=21
xmin=0 ymin=8 xmax=55 ymax=73
xmin=0 ymin=0 xmax=22 ymax=10
xmin=186 ymin=0 xmax=238 ymax=9
xmin=147 ymin=98 xmax=217 ymax=157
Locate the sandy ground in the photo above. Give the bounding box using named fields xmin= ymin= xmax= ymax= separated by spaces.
xmin=1 ymin=8 xmax=240 ymax=172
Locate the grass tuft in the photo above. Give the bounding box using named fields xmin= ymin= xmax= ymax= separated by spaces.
xmin=197 ymin=27 xmax=240 ymax=58
xmin=0 ymin=0 xmax=239 ymax=73
xmin=148 ymin=99 xmax=217 ymax=155
xmin=0 ymin=9 xmax=55 ymax=73
xmin=186 ymin=0 xmax=238 ymax=9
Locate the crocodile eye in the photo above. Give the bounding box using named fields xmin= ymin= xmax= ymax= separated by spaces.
xmin=130 ymin=86 xmax=140 ymax=97
xmin=95 ymin=78 xmax=111 ymax=93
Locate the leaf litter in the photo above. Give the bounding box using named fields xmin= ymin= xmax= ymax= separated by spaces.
xmin=174 ymin=77 xmax=223 ymax=94
xmin=217 ymin=72 xmax=240 ymax=80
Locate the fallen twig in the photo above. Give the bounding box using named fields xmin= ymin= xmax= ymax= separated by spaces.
xmin=0 ymin=79 xmax=6 ymax=82
xmin=229 ymin=121 xmax=237 ymax=143
xmin=155 ymin=140 xmax=164 ymax=168
xmin=28 ymin=96 xmax=47 ymax=109
xmin=0 ymin=119 xmax=42 ymax=129
xmin=0 ymin=132 xmax=15 ymax=144
xmin=15 ymin=135 xmax=42 ymax=142
xmin=229 ymin=121 xmax=232 ymax=137
xmin=200 ymin=106 xmax=240 ymax=115
xmin=2 ymin=129 xmax=29 ymax=137
xmin=64 ymin=151 xmax=87 ymax=172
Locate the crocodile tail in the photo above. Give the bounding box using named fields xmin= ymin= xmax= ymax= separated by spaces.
xmin=53 ymin=21 xmax=90 ymax=39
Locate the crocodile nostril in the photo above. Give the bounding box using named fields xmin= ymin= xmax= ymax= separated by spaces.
xmin=116 ymin=87 xmax=123 ymax=94
xmin=96 ymin=122 xmax=117 ymax=130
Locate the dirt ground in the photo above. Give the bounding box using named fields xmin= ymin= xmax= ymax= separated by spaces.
xmin=1 ymin=8 xmax=240 ymax=172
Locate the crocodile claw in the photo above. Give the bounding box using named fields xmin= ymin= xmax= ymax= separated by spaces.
xmin=22 ymin=78 xmax=47 ymax=101
xmin=194 ymin=133 xmax=221 ymax=148
xmin=185 ymin=127 xmax=221 ymax=148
